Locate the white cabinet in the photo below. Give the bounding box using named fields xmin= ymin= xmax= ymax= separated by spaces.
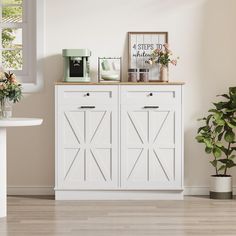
xmin=55 ymin=83 xmax=184 ymax=200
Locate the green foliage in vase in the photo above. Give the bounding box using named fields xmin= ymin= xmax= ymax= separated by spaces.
xmin=0 ymin=71 xmax=22 ymax=103
xmin=196 ymin=87 xmax=236 ymax=176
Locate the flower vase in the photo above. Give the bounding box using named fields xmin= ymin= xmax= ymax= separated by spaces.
xmin=160 ymin=65 xmax=169 ymax=82
xmin=0 ymin=98 xmax=12 ymax=119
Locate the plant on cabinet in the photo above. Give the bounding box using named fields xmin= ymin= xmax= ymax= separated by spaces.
xmin=147 ymin=44 xmax=179 ymax=82
xmin=196 ymin=87 xmax=236 ymax=199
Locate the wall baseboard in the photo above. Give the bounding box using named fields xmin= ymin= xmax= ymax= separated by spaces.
xmin=8 ymin=186 xmax=54 ymax=195
xmin=7 ymin=186 xmax=236 ymax=196
xmin=184 ymin=186 xmax=236 ymax=195
xmin=184 ymin=186 xmax=209 ymax=195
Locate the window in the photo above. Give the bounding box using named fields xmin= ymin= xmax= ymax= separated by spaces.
xmin=0 ymin=0 xmax=44 ymax=92
xmin=1 ymin=0 xmax=24 ymax=72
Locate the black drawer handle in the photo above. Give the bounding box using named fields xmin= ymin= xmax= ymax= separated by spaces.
xmin=143 ymin=106 xmax=159 ymax=109
xmin=80 ymin=106 xmax=96 ymax=109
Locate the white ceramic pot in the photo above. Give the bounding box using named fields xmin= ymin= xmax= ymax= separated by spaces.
xmin=210 ymin=175 xmax=232 ymax=199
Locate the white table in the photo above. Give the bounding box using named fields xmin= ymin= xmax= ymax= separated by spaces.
xmin=0 ymin=118 xmax=43 ymax=218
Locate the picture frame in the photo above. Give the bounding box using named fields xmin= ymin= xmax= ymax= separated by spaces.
xmin=98 ymin=57 xmax=122 ymax=83
xmin=128 ymin=32 xmax=168 ymax=81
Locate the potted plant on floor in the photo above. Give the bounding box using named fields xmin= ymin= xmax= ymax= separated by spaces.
xmin=196 ymin=87 xmax=236 ymax=199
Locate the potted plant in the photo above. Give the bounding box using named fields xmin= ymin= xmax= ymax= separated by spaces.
xmin=147 ymin=44 xmax=179 ymax=82
xmin=196 ymin=87 xmax=236 ymax=199
xmin=0 ymin=71 xmax=22 ymax=118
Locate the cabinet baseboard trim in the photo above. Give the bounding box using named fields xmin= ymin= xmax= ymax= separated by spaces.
xmin=55 ymin=190 xmax=184 ymax=200
xmin=8 ymin=186 xmax=236 ymax=197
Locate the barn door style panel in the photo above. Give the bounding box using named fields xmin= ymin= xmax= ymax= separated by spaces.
xmin=120 ymin=86 xmax=182 ymax=190
xmin=58 ymin=105 xmax=117 ymax=189
xmin=56 ymin=86 xmax=118 ymax=190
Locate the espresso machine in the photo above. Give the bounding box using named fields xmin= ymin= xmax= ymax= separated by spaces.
xmin=63 ymin=49 xmax=91 ymax=82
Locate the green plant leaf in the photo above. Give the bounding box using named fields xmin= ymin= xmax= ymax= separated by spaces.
xmin=219 ymin=159 xmax=229 ymax=164
xmin=215 ymin=126 xmax=223 ymax=133
xmin=204 ymin=138 xmax=213 ymax=148
xmin=219 ymin=159 xmax=236 ymax=168
xmin=220 ymin=146 xmax=229 ymax=155
xmin=215 ymin=141 xmax=223 ymax=147
xmin=229 ymin=155 xmax=236 ymax=160
xmin=213 ymin=147 xmax=222 ymax=158
xmin=225 ymin=108 xmax=236 ymax=113
xmin=228 ymin=149 xmax=234 ymax=156
xmin=205 ymin=147 xmax=212 ymax=154
xmin=215 ymin=119 xmax=225 ymax=126
xmin=197 ymin=126 xmax=210 ymax=134
xmin=195 ymin=135 xmax=204 ymax=143
xmin=197 ymin=118 xmax=204 ymax=121
xmin=213 ymin=112 xmax=223 ymax=120
xmin=226 ymin=121 xmax=236 ymax=129
xmin=224 ymin=130 xmax=235 ymax=143
xmin=229 ymin=120 xmax=236 ymax=128
xmin=210 ymin=160 xmax=217 ymax=168
xmin=229 ymin=87 xmax=236 ymax=95
xmin=206 ymin=114 xmax=213 ymax=125
xmin=218 ymin=165 xmax=226 ymax=172
xmin=197 ymin=126 xmax=205 ymax=134
xmin=213 ymin=102 xmax=229 ymax=110
xmin=218 ymin=132 xmax=224 ymax=141
xmin=208 ymin=109 xmax=218 ymax=113
xmin=217 ymin=94 xmax=230 ymax=99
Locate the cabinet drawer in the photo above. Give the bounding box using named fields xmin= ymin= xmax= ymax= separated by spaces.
xmin=57 ymin=85 xmax=118 ymax=105
xmin=121 ymin=85 xmax=180 ymax=105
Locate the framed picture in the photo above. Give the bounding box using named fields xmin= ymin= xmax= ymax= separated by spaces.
xmin=98 ymin=57 xmax=122 ymax=83
xmin=128 ymin=32 xmax=168 ymax=81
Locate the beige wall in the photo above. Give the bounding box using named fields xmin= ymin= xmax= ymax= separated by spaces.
xmin=7 ymin=0 xmax=236 ymax=194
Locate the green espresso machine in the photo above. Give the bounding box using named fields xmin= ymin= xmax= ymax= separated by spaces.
xmin=63 ymin=49 xmax=91 ymax=82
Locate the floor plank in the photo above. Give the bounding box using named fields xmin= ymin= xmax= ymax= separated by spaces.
xmin=0 ymin=196 xmax=236 ymax=235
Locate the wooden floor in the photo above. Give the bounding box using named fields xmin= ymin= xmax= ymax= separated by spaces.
xmin=0 ymin=196 xmax=236 ymax=236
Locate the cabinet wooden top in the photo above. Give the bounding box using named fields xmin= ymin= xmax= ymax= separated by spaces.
xmin=55 ymin=81 xmax=185 ymax=85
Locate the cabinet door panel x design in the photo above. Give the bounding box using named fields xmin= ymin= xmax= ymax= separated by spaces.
xmin=57 ymin=104 xmax=118 ymax=189
xmin=121 ymin=104 xmax=181 ymax=189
